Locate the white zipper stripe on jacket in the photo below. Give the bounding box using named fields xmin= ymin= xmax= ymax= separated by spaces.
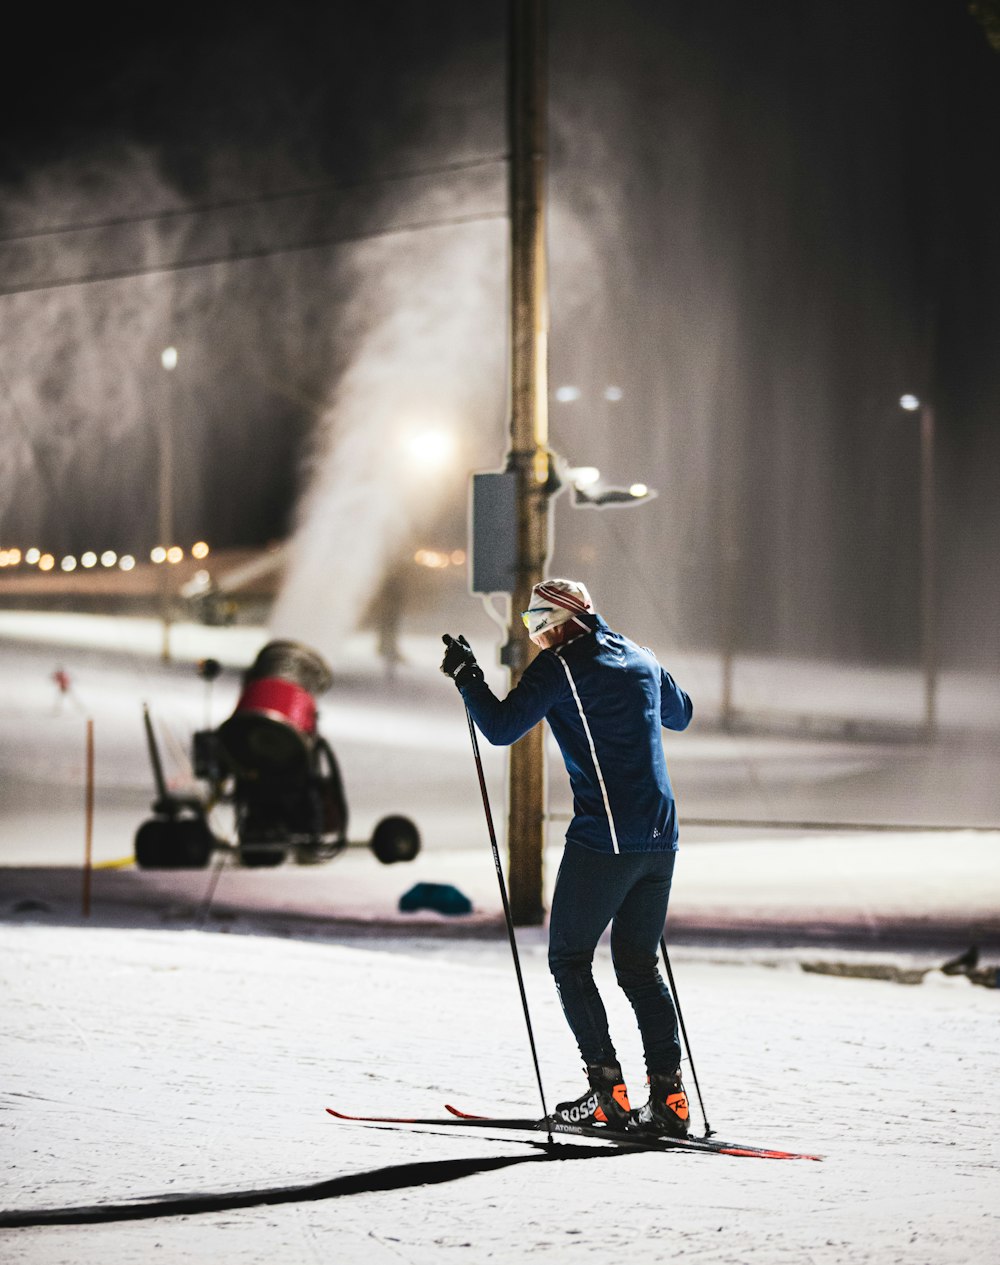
xmin=555 ymin=650 xmax=620 ymax=854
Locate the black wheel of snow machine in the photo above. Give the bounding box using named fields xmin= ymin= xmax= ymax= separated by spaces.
xmin=370 ymin=815 xmax=421 ymax=865
xmin=240 ymin=846 xmax=286 ymax=868
xmin=135 ymin=816 xmax=215 ymax=869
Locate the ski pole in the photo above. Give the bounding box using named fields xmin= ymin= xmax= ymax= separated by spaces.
xmin=659 ymin=935 xmax=713 ymax=1136
xmin=465 ymin=705 xmax=553 ymax=1142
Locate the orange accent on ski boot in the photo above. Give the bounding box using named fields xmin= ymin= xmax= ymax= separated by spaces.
xmin=666 ymin=1090 xmax=689 ymax=1121
xmin=594 ymin=1082 xmax=631 ymax=1123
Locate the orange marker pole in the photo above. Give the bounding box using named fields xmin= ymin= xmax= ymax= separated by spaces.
xmin=82 ymin=718 xmax=94 ymax=918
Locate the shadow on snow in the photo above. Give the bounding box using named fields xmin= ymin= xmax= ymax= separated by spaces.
xmin=0 ymin=1141 xmax=634 ymax=1227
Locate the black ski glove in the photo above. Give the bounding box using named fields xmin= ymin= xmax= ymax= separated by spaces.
xmin=440 ymin=634 xmax=483 ymax=687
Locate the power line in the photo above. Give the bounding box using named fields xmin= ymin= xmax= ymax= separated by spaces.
xmin=0 ymin=207 xmax=507 ymax=299
xmin=0 ymin=154 xmax=509 ymax=244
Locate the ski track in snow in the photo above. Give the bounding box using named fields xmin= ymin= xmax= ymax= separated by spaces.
xmin=0 ymin=922 xmax=997 ymax=1264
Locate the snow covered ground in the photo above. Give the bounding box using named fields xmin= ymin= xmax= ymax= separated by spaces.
xmin=1 ymin=612 xmax=998 ymax=1263
xmin=1 ymin=920 xmax=998 ymax=1264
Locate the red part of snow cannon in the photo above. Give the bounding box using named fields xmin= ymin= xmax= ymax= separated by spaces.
xmin=218 ymin=640 xmax=333 ymax=773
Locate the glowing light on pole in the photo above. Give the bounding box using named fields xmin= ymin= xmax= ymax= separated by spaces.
xmin=402 ymin=428 xmax=456 ymax=472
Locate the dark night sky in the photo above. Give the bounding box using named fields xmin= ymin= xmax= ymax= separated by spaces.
xmin=1 ymin=1 xmax=507 ymax=542
xmin=1 ymin=1 xmax=998 ymax=666
xmin=1 ymin=3 xmax=486 ymax=184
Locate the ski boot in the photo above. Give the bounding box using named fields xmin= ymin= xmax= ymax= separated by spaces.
xmin=631 ymin=1068 xmax=691 ymax=1137
xmin=554 ymin=1061 xmax=631 ymax=1128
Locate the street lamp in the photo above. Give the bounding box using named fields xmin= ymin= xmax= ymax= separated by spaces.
xmin=401 ymin=426 xmax=456 ymax=473
xmin=899 ymin=393 xmax=937 ymax=738
xmin=159 ymin=346 xmax=178 ymax=661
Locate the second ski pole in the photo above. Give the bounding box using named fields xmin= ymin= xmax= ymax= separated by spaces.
xmin=659 ymin=934 xmax=713 ymax=1136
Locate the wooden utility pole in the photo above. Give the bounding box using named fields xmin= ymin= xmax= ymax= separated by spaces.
xmin=505 ymin=0 xmax=550 ymax=925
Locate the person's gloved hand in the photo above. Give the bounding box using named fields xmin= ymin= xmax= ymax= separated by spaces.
xmin=440 ymin=634 xmax=483 ymax=687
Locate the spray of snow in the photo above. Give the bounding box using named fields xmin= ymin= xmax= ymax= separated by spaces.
xmin=268 ymin=220 xmax=508 ymax=662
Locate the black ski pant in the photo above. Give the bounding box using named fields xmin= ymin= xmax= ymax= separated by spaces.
xmin=548 ymin=839 xmax=681 ymax=1079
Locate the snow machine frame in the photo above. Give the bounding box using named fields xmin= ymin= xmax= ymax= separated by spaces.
xmin=134 ymin=652 xmax=421 ymax=871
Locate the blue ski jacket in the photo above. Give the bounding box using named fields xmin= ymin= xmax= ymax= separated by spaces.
xmin=458 ymin=614 xmax=692 ymax=854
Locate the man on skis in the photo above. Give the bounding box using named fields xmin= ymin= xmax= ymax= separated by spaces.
xmin=441 ymin=578 xmax=693 ymax=1137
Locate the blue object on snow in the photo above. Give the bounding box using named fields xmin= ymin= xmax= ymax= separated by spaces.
xmin=398 ymin=882 xmax=472 ymax=916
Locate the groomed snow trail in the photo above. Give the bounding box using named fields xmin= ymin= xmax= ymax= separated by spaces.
xmin=1 ymin=922 xmax=997 ymax=1264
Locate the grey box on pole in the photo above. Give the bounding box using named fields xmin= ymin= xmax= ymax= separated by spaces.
xmin=470 ymin=471 xmax=518 ymax=594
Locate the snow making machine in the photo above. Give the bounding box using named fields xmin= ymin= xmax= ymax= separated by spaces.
xmin=134 ymin=639 xmax=421 ymax=869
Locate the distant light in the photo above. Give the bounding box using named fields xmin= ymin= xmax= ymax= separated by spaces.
xmin=60 ymin=556 xmax=77 ymax=572
xmin=161 ymin=346 xmax=178 ymax=371
xmin=119 ymin=555 xmax=136 ymax=572
xmin=7 ymin=548 xmax=21 ymax=564
xmin=604 ymin=386 xmax=623 ymax=402
xmin=166 ymin=546 xmax=184 ymax=564
xmin=81 ymin=551 xmax=98 ymax=568
xmin=0 ymin=552 xmax=8 ymax=567
xmin=25 ymin=548 xmax=40 ymax=565
xmin=899 ymin=394 xmax=921 ymax=412
xmin=404 ymin=429 xmax=455 ymax=470
xmin=570 ymin=466 xmax=601 ymax=488
xmin=629 ymin=483 xmax=649 ymax=498
xmin=151 ymin=547 xmax=167 ymax=564
xmin=39 ymin=554 xmax=55 ymax=572
xmin=100 ymin=550 xmax=117 ymax=567
xmin=450 ymin=549 xmax=466 ymax=565
xmin=414 ymin=548 xmax=450 ymax=569
xmin=191 ymin=540 xmax=210 ymax=560
xmin=555 ymin=385 xmax=580 ymax=403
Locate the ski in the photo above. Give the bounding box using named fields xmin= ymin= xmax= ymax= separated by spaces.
xmin=327 ymin=1106 xmax=691 ymax=1155
xmin=443 ymin=1105 xmax=822 ymax=1160
xmin=325 ymin=1107 xmax=822 ymax=1160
